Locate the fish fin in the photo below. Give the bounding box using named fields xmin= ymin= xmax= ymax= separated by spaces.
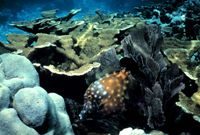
xmin=124 ymin=89 xmax=130 ymax=99
xmin=124 ymin=76 xmax=135 ymax=99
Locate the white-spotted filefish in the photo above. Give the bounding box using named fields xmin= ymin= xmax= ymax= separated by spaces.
xmin=79 ymin=68 xmax=130 ymax=120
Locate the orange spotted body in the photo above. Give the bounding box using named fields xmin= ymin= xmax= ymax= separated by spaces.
xmin=79 ymin=69 xmax=129 ymax=119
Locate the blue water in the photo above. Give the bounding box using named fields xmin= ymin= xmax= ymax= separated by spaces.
xmin=0 ymin=0 xmax=154 ymax=43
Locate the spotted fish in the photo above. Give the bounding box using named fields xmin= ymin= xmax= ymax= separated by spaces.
xmin=79 ymin=68 xmax=130 ymax=120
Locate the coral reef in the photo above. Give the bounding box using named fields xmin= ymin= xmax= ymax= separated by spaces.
xmin=176 ymin=90 xmax=200 ymax=123
xmin=162 ymin=37 xmax=200 ymax=125
xmin=0 ymin=33 xmax=104 ymax=76
xmin=82 ymin=25 xmax=185 ymax=130
xmin=0 ymin=53 xmax=39 ymax=96
xmin=134 ymin=1 xmax=200 ymax=126
xmin=0 ymin=9 xmax=147 ymax=77
xmin=1 ymin=5 xmax=200 ymax=134
xmin=120 ymin=25 xmax=185 ymax=129
xmin=163 ymin=38 xmax=200 ymax=82
xmin=134 ymin=0 xmax=200 ymax=41
xmin=40 ymin=9 xmax=58 ymax=18
xmin=0 ymin=108 xmax=39 ymax=135
xmin=0 ymin=53 xmax=74 ymax=135
xmin=10 ymin=9 xmax=83 ymax=34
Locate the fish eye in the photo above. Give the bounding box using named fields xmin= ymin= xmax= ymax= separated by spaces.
xmin=88 ymin=95 xmax=92 ymax=100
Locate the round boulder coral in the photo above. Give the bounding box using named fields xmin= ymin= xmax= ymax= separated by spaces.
xmin=13 ymin=86 xmax=57 ymax=128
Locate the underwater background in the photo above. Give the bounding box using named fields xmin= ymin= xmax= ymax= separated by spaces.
xmin=1 ymin=0 xmax=200 ymax=135
xmin=0 ymin=0 xmax=164 ymax=42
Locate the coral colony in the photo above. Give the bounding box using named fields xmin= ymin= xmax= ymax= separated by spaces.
xmin=1 ymin=0 xmax=200 ymax=134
